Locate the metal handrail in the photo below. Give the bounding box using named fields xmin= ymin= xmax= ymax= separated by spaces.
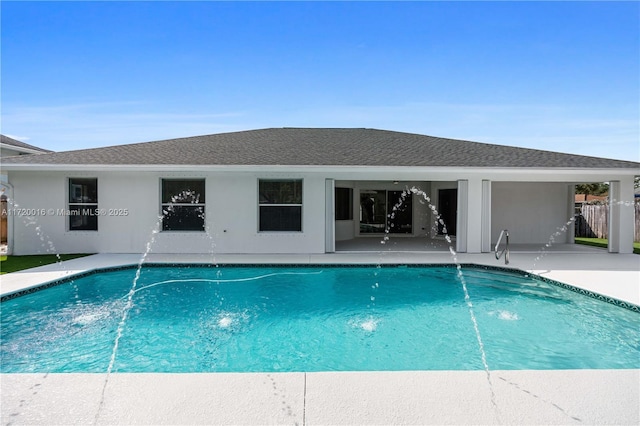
xmin=495 ymin=229 xmax=510 ymax=265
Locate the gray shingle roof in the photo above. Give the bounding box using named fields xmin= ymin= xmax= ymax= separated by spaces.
xmin=0 ymin=135 xmax=52 ymax=153
xmin=1 ymin=128 xmax=638 ymax=169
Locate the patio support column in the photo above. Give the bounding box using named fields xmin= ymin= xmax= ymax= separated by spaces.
xmin=456 ymin=178 xmax=485 ymax=253
xmin=481 ymin=180 xmax=492 ymax=252
xmin=325 ymin=178 xmax=335 ymax=253
xmin=608 ymin=178 xmax=634 ymax=254
xmin=567 ymin=184 xmax=575 ymax=244
xmin=466 ymin=178 xmax=484 ymax=253
xmin=456 ymin=180 xmax=468 ymax=253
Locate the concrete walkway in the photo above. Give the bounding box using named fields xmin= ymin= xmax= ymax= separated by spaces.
xmin=1 ymin=249 xmax=639 ymax=425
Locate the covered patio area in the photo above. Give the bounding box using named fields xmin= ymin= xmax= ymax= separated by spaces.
xmin=331 ymin=176 xmax=636 ymax=256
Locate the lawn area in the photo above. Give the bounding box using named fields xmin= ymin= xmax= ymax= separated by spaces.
xmin=575 ymin=237 xmax=640 ymax=254
xmin=0 ymin=254 xmax=92 ymax=274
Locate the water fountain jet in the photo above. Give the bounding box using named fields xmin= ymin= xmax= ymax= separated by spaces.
xmin=385 ymin=185 xmax=500 ymax=418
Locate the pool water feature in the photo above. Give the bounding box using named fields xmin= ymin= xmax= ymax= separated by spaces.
xmin=1 ymin=265 xmax=638 ymax=373
xmin=384 ymin=186 xmax=499 ymax=408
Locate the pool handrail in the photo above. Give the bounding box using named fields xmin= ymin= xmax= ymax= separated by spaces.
xmin=495 ymin=229 xmax=510 ymax=265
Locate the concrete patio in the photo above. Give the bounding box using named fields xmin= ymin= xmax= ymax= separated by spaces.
xmin=1 ymin=246 xmax=639 ymax=425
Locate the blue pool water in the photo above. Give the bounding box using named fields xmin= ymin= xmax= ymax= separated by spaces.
xmin=1 ymin=265 xmax=638 ymax=373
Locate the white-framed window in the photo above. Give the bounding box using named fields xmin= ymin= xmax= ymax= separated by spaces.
xmin=68 ymin=178 xmax=98 ymax=231
xmin=161 ymin=179 xmax=205 ymax=231
xmin=258 ymin=179 xmax=302 ymax=232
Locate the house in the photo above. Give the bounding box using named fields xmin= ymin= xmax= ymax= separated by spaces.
xmin=0 ymin=134 xmax=52 ymax=186
xmin=574 ymin=193 xmax=609 ymax=212
xmin=575 ymin=194 xmax=608 ymax=204
xmin=1 ymin=135 xmax=53 ymax=246
xmin=0 ymin=134 xmax=52 ymax=158
xmin=1 ymin=128 xmax=638 ymax=256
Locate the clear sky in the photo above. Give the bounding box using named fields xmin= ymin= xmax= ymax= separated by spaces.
xmin=1 ymin=1 xmax=638 ymax=161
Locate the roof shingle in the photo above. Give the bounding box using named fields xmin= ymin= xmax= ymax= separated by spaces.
xmin=1 ymin=128 xmax=638 ymax=169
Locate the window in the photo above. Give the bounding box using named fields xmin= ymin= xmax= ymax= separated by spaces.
xmin=335 ymin=187 xmax=353 ymax=220
xmin=259 ymin=179 xmax=302 ymax=231
xmin=68 ymin=178 xmax=98 ymax=231
xmin=161 ymin=179 xmax=205 ymax=231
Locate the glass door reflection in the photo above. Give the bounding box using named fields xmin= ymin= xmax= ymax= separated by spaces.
xmin=359 ymin=190 xmax=412 ymax=234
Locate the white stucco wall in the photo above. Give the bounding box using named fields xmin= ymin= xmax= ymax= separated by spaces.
xmin=335 ymin=220 xmax=355 ymax=241
xmin=491 ymin=182 xmax=573 ymax=245
xmin=7 ymin=171 xmax=327 ymax=255
xmin=6 ymin=168 xmax=636 ymax=255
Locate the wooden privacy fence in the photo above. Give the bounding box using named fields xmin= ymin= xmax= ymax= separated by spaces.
xmin=575 ymin=203 xmax=640 ymax=242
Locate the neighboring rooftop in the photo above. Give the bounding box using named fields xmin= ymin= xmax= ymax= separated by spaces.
xmin=0 ymin=134 xmax=52 ymax=156
xmin=575 ymin=194 xmax=608 ymax=203
xmin=1 ymin=128 xmax=638 ymax=169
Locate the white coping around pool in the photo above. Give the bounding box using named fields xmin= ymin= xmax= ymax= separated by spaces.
xmin=1 ymin=250 xmax=639 ymax=425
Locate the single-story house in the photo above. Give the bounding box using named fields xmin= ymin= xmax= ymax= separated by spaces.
xmin=574 ymin=193 xmax=609 ymax=212
xmin=0 ymin=134 xmax=52 ymax=158
xmin=575 ymin=194 xmax=608 ymax=204
xmin=1 ymin=128 xmax=638 ymax=256
xmin=1 ymin=135 xmax=53 ymax=245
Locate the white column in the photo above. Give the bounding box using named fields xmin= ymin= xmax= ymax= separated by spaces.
xmin=608 ymin=178 xmax=634 ymax=254
xmin=456 ymin=180 xmax=468 ymax=253
xmin=481 ymin=180 xmax=492 ymax=252
xmin=457 ymin=179 xmax=486 ymax=254
xmin=466 ymin=178 xmax=484 ymax=253
xmin=325 ymin=178 xmax=335 ymax=253
xmin=567 ymin=184 xmax=576 ymax=244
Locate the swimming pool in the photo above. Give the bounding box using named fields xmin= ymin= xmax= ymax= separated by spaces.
xmin=1 ymin=264 xmax=638 ymax=373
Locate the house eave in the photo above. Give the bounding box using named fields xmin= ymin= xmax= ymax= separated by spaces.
xmin=2 ymin=163 xmax=637 ymax=177
xmin=0 ymin=144 xmax=50 ymax=156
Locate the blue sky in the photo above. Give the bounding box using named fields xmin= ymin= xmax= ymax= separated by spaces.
xmin=1 ymin=1 xmax=638 ymax=161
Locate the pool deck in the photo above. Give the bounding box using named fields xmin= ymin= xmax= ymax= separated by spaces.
xmin=1 ymin=248 xmax=639 ymax=425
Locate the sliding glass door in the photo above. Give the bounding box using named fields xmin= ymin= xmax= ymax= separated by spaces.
xmin=359 ymin=190 xmax=412 ymax=234
xmin=388 ymin=190 xmax=412 ymax=233
xmin=359 ymin=190 xmax=386 ymax=233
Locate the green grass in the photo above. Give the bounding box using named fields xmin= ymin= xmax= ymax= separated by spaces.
xmin=0 ymin=254 xmax=92 ymax=274
xmin=575 ymin=237 xmax=640 ymax=254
